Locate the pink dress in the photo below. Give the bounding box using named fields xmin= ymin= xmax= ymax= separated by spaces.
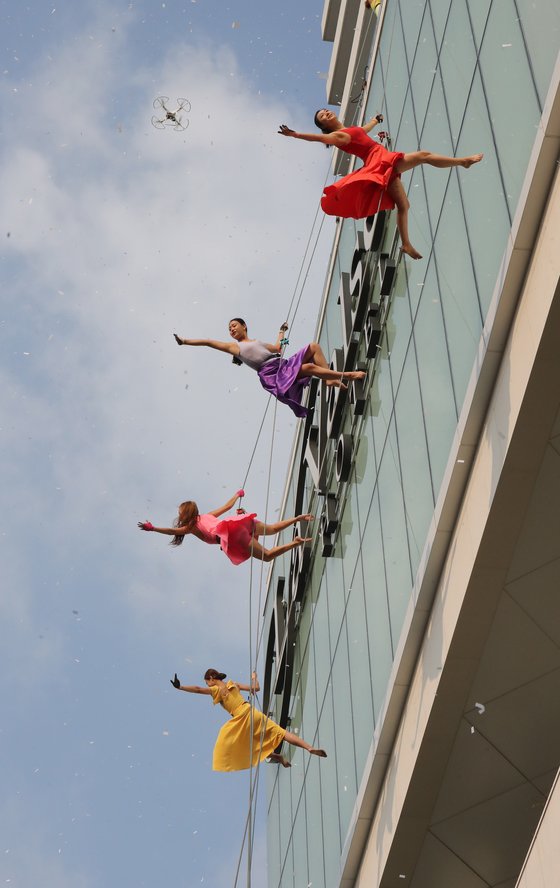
xmin=196 ymin=512 xmax=257 ymax=565
xmin=321 ymin=126 xmax=404 ymax=219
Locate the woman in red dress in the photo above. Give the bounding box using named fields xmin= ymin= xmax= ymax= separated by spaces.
xmin=279 ymin=110 xmax=482 ymax=260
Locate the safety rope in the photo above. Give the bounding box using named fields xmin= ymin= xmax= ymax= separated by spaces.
xmin=232 ymin=5 xmax=405 ymax=884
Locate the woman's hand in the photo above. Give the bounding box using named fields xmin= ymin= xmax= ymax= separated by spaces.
xmin=170 ymin=673 xmax=181 ymax=689
xmin=298 ymin=514 xmax=314 ymax=523
xmin=278 ymin=124 xmax=296 ymax=137
xmin=138 ymin=521 xmax=154 ymax=531
xmin=235 ymin=489 xmax=245 ymax=498
xmin=375 ymin=113 xmax=383 ymax=123
xmin=173 ymin=333 xmax=185 ymax=345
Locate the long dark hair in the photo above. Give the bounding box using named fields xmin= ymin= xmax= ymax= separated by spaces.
xmin=314 ymin=109 xmax=329 ymax=134
xmin=171 ymin=500 xmax=199 ymax=546
xmin=204 ymin=668 xmax=226 ymax=681
xmin=230 ymin=317 xmax=247 ymax=366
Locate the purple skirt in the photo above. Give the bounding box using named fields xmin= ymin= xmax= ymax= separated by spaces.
xmin=257 ymin=344 xmax=311 ymax=418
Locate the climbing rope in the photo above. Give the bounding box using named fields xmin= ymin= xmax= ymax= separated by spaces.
xmin=232 ymin=5 xmax=408 ymax=884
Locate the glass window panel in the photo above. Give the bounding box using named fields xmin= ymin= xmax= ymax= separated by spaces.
xmin=337 ymin=217 xmax=360 ymax=274
xmin=466 ymin=0 xmax=492 ymax=49
xmin=304 ymin=757 xmax=325 ymax=888
xmin=355 ymin=403 xmax=378 ymax=530
xmin=289 ymin=645 xmax=304 ymax=762
xmin=309 ymin=545 xmax=325 ymax=606
xmin=311 ymin=581 xmax=331 ymax=709
xmin=394 ymin=346 xmax=435 ymax=577
xmin=433 ymin=173 xmax=483 ymax=407
xmin=332 ymin=625 xmax=358 ymax=839
xmin=379 ymin=11 xmax=410 ymax=136
xmin=516 ymin=0 xmax=560 ymax=108
xmin=365 ymin=55 xmax=388 ymax=127
xmin=412 ymin=258 xmax=457 ymax=496
xmin=395 ymin=90 xmax=420 ymax=157
xmin=404 ymin=164 xmax=433 ymax=273
xmin=277 ymin=772 xmax=294 ymax=888
xmin=299 ymin=618 xmax=318 ymax=748
xmin=325 ymin=539 xmax=346 ymax=656
xmin=417 ymin=77 xmax=454 ymax=231
xmin=408 ymin=8 xmax=438 ymax=132
xmin=478 ymin=0 xmax=541 ymax=216
xmin=267 ymin=786 xmax=281 ymax=888
xmin=371 ymin=333 xmax=394 ymax=465
xmin=401 ymin=0 xmax=429 ymax=66
xmin=437 ymin=0 xmax=478 ymax=146
xmin=359 ymin=488 xmax=393 ymax=722
xmin=429 ymin=0 xmax=453 ymax=49
xmin=345 ymin=564 xmax=375 ymax=779
xmin=323 ymin=268 xmax=342 ymax=358
xmin=456 ymin=70 xmax=511 ymax=319
xmin=377 ymin=418 xmax=413 ymax=642
xmin=297 ymin=584 xmax=313 ymax=655
xmin=386 ymin=258 xmax=413 ymax=388
xmin=339 ymin=472 xmax=361 ymax=588
xmin=282 ymin=478 xmax=295 ymax=527
xmin=318 ymin=683 xmax=342 ymax=879
xmin=290 ymin=796 xmax=309 ymax=888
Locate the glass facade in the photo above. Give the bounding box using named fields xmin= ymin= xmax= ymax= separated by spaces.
xmin=265 ymin=2 xmax=560 ymax=885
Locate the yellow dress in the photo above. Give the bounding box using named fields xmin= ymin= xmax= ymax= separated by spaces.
xmin=210 ymin=681 xmax=286 ymax=772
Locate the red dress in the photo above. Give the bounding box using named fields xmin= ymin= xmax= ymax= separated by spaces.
xmin=321 ymin=126 xmax=404 ymax=219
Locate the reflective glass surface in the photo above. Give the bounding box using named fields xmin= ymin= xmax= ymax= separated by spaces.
xmin=394 ymin=345 xmax=435 ymax=575
xmin=479 ymin=0 xmax=541 ymax=216
xmin=266 ymin=1 xmax=559 ymax=883
xmin=516 ymin=0 xmax=560 ymax=107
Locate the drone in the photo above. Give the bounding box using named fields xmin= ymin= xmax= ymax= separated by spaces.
xmin=151 ymin=96 xmax=191 ymax=132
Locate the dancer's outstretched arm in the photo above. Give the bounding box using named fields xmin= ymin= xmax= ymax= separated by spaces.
xmin=173 ymin=333 xmax=239 ymax=356
xmin=278 ymin=124 xmax=350 ymax=148
xmin=264 ymin=323 xmax=289 ymax=353
xmin=170 ymin=674 xmax=212 ymax=694
xmin=138 ymin=521 xmax=190 ymax=537
xmin=236 ymin=671 xmax=260 ymax=693
xmin=208 ymin=489 xmax=245 ymax=518
xmin=361 ymin=113 xmax=384 ymax=134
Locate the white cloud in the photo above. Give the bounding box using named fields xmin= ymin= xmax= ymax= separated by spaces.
xmin=1 ymin=10 xmax=334 ymax=673
xmin=1 ymin=13 xmax=333 ymax=885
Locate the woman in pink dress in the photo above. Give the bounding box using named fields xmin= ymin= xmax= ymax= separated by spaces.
xmin=174 ymin=318 xmax=365 ymax=419
xmin=138 ymin=489 xmax=313 ymax=564
xmin=279 ymin=110 xmax=482 ymax=260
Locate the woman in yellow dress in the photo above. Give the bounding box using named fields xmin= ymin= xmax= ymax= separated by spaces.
xmin=171 ymin=668 xmax=327 ymax=771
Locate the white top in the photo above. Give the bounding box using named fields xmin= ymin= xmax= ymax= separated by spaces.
xmin=237 ymin=339 xmax=280 ymax=371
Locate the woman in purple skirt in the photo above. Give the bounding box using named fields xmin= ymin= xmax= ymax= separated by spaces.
xmin=173 ymin=318 xmax=365 ymax=418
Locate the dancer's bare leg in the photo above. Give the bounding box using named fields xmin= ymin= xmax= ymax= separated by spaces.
xmin=297 ymin=344 xmax=364 ymax=388
xmin=297 ymin=363 xmax=365 ymax=384
xmin=254 ymin=515 xmax=313 ymax=536
xmin=303 ymin=342 xmax=329 ymax=370
xmin=249 ymin=536 xmax=312 ymax=563
xmin=387 ymin=179 xmax=422 ymax=260
xmin=396 ymin=150 xmax=483 ymax=174
xmin=284 ymin=730 xmax=327 ymax=757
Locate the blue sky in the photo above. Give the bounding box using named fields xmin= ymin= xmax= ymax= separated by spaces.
xmin=1 ymin=1 xmax=335 ymax=885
